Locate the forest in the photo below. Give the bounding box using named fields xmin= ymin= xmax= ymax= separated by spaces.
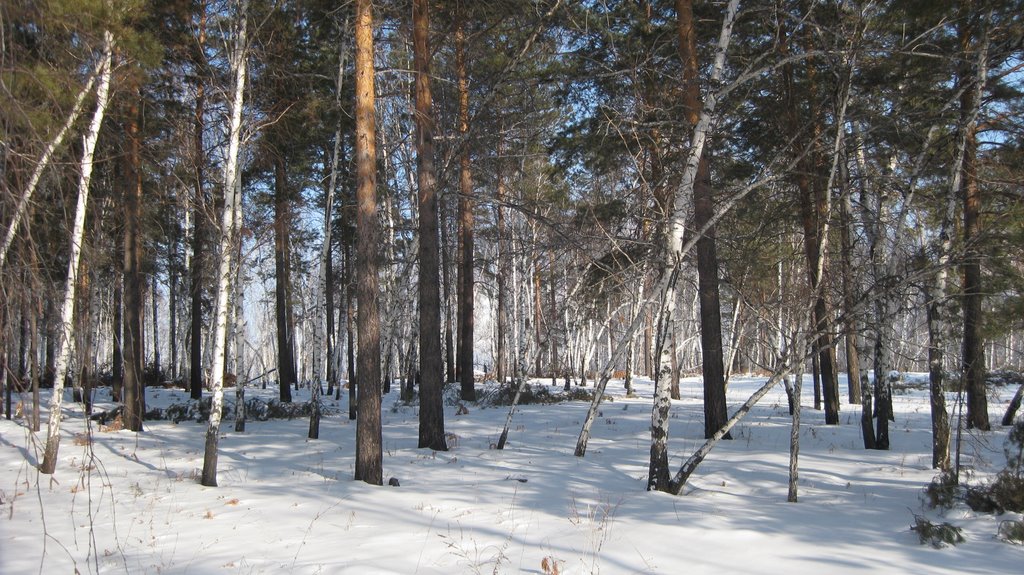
xmin=3 ymin=0 xmax=1024 ymax=525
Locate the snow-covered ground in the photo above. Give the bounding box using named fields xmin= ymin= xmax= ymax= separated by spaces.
xmin=2 ymin=374 xmax=1021 ymax=574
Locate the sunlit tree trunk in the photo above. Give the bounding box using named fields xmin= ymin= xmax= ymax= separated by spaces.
xmin=353 ymin=0 xmax=383 ymax=485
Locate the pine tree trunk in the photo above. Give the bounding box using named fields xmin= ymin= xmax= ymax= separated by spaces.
xmin=274 ymin=157 xmax=296 ymax=403
xmin=961 ymin=93 xmax=989 ymax=432
xmin=495 ymin=152 xmax=509 ymax=387
xmin=189 ymin=1 xmax=208 ymax=402
xmin=40 ymin=31 xmax=113 ymax=475
xmin=123 ymin=84 xmax=146 ymax=433
xmin=678 ymin=0 xmax=729 ymax=439
xmin=455 ymin=11 xmax=476 ymax=401
xmin=169 ymin=217 xmax=180 ymax=383
xmin=353 ymin=0 xmax=383 ymax=485
xmin=201 ymin=0 xmax=247 ymax=487
xmin=413 ymin=0 xmax=447 ymax=451
xmin=925 ymin=281 xmax=952 ymax=469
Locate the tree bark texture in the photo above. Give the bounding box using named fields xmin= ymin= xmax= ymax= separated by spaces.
xmin=190 ymin=1 xmax=208 ymax=401
xmin=354 ymin=0 xmax=383 ymax=486
xmin=40 ymin=31 xmax=113 ymax=474
xmin=274 ymin=157 xmax=296 ymax=403
xmin=414 ymin=0 xmax=447 ymax=451
xmin=456 ymin=11 xmax=476 ymax=402
xmin=201 ymin=0 xmax=247 ymax=487
xmin=677 ymin=0 xmax=729 ymax=440
xmin=123 ymin=82 xmax=146 ymax=433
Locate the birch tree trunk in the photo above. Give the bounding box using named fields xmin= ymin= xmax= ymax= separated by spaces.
xmin=788 ymin=355 xmax=802 ymax=503
xmin=201 ymin=0 xmax=247 ymax=487
xmin=574 ymin=0 xmax=750 ymax=461
xmin=0 ymin=70 xmax=98 ymax=273
xmin=648 ymin=0 xmax=742 ymax=492
xmin=39 ymin=30 xmax=113 ymax=475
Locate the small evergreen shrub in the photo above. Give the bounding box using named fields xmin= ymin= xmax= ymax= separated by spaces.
xmin=961 ymin=420 xmax=1024 ymax=514
xmin=911 ymin=515 xmax=964 ymax=548
xmin=923 ymin=471 xmax=958 ymax=510
xmin=997 ymin=520 xmax=1024 ymax=545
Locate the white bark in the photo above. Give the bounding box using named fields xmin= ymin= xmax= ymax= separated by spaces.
xmin=39 ymin=30 xmax=114 ymax=474
xmin=0 ymin=71 xmax=99 ymax=273
xmin=202 ymin=0 xmax=248 ymax=487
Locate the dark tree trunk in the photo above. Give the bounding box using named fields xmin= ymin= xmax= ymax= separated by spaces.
xmin=326 ymin=221 xmax=337 ymax=396
xmin=112 ymin=242 xmax=124 ymax=402
xmin=695 ymin=158 xmax=729 ymax=439
xmin=189 ymin=3 xmax=207 ymax=401
xmin=151 ymin=272 xmax=160 ymax=377
xmin=961 ymin=98 xmax=989 ymax=431
xmin=274 ymin=156 xmax=296 ymax=403
xmin=354 ymin=0 xmax=383 ymax=485
xmin=455 ymin=10 xmax=476 ymax=402
xmin=346 ymin=242 xmax=356 ymax=415
xmin=678 ymin=0 xmax=727 ymax=439
xmin=495 ymin=148 xmax=508 ymax=387
xmin=123 ymin=90 xmax=146 ymax=432
xmin=441 ymin=207 xmax=456 ymax=384
xmin=43 ymin=299 xmax=55 ymax=388
xmin=779 ymin=13 xmax=840 ymax=426
xmin=169 ymin=216 xmax=179 ymax=382
xmin=413 ymin=0 xmax=446 ymax=451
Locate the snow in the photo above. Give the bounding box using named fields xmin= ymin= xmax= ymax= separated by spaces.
xmin=2 ymin=375 xmax=1021 ymax=574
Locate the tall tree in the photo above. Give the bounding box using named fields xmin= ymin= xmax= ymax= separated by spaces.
xmin=201 ymin=0 xmax=248 ymax=487
xmin=40 ymin=27 xmax=114 ymax=475
xmin=353 ymin=0 xmax=383 ymax=486
xmin=677 ymin=0 xmax=729 ymax=440
xmin=456 ymin=4 xmax=477 ymax=402
xmin=414 ymin=0 xmax=447 ymax=452
xmin=958 ymin=6 xmax=991 ymax=431
xmin=189 ymin=0 xmax=208 ymax=401
xmin=121 ymin=75 xmax=146 ymax=432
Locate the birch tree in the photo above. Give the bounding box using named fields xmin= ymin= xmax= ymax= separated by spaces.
xmin=0 ymin=70 xmax=98 ymax=273
xmin=648 ymin=0 xmax=741 ymax=492
xmin=39 ymin=28 xmax=114 ymax=475
xmin=201 ymin=0 xmax=248 ymax=487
